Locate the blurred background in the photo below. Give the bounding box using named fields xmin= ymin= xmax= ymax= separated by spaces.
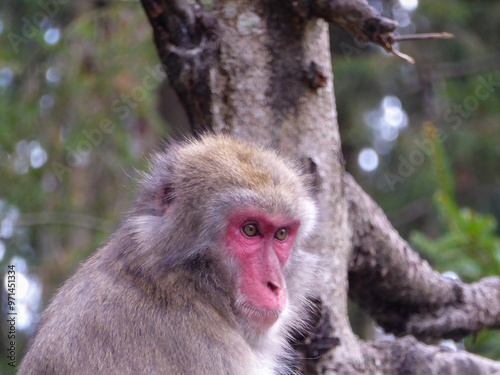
xmin=1 ymin=0 xmax=499 ymax=372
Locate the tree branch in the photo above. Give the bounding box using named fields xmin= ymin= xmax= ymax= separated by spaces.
xmin=309 ymin=0 xmax=397 ymax=43
xmin=364 ymin=336 xmax=500 ymax=375
xmin=345 ymin=173 xmax=500 ymax=341
xmin=307 ymin=0 xmax=453 ymax=64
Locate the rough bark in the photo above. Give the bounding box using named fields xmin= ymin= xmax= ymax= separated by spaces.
xmin=346 ymin=173 xmax=500 ymax=342
xmin=362 ymin=336 xmax=500 ymax=375
xmin=139 ymin=0 xmax=500 ymax=373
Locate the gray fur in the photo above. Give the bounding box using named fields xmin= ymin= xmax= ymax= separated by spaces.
xmin=18 ymin=135 xmax=319 ymax=375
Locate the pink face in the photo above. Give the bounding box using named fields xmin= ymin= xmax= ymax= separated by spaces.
xmin=225 ymin=209 xmax=300 ymax=327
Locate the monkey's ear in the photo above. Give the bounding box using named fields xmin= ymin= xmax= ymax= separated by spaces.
xmin=155 ymin=184 xmax=175 ymax=214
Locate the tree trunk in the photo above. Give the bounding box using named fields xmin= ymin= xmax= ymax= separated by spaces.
xmin=140 ymin=0 xmax=500 ymax=373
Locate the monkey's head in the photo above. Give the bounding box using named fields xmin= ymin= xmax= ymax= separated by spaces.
xmin=129 ymin=135 xmax=318 ymax=332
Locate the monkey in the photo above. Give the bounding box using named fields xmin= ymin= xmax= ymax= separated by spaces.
xmin=18 ymin=134 xmax=319 ymax=375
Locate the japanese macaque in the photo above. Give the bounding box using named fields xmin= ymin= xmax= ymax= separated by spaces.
xmin=19 ymin=135 xmax=319 ymax=375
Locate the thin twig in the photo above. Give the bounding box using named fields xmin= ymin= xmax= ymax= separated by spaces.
xmin=391 ymin=32 xmax=455 ymax=42
xmin=385 ymin=32 xmax=454 ymax=64
xmin=391 ymin=49 xmax=415 ymax=64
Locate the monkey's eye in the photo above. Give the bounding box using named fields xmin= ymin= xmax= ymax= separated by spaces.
xmin=242 ymin=224 xmax=259 ymax=237
xmin=274 ymin=228 xmax=288 ymax=241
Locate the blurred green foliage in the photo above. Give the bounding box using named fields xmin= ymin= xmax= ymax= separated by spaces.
xmin=411 ymin=124 xmax=500 ymax=359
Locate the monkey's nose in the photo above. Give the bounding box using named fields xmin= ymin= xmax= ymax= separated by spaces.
xmin=267 ymin=281 xmax=281 ymax=296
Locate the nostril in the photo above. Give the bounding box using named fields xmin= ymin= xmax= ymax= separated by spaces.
xmin=267 ymin=281 xmax=280 ymax=294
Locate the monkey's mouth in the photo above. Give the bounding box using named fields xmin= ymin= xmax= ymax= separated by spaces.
xmin=237 ymin=303 xmax=283 ymax=325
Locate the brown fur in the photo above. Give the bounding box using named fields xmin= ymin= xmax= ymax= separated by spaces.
xmin=18 ymin=135 xmax=318 ymax=375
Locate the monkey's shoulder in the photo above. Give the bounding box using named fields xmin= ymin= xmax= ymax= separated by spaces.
xmin=20 ymin=261 xmax=262 ymax=375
